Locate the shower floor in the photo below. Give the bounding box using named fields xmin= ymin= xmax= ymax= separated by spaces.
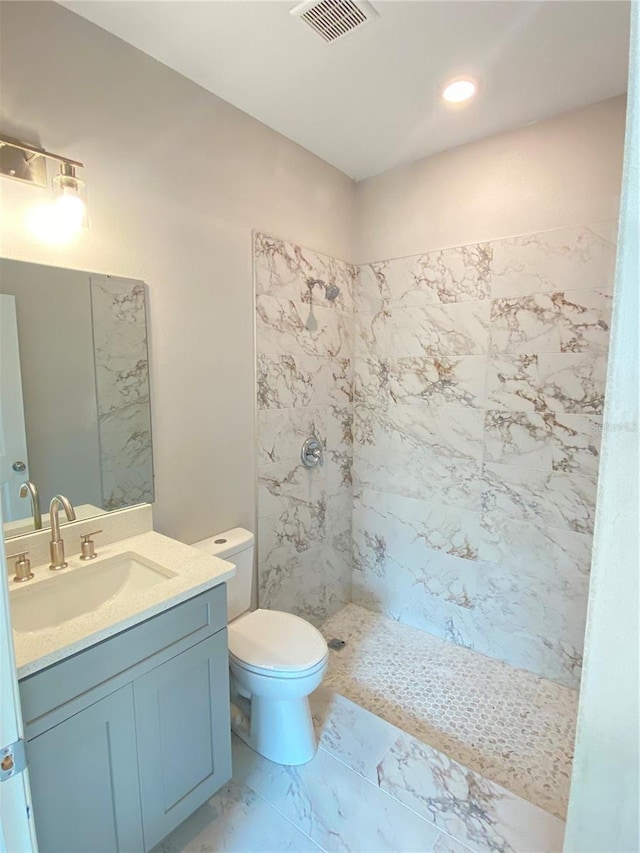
xmin=320 ymin=603 xmax=578 ymax=820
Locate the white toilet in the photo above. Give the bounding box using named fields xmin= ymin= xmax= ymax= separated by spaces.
xmin=193 ymin=528 xmax=328 ymax=765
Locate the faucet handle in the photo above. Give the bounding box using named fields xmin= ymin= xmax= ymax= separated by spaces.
xmin=7 ymin=551 xmax=34 ymax=583
xmin=80 ymin=530 xmax=103 ymax=561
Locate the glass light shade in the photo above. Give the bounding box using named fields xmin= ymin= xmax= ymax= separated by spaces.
xmin=52 ymin=164 xmax=88 ymax=232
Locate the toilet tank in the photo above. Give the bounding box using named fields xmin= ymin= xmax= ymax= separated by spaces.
xmin=192 ymin=527 xmax=254 ymax=621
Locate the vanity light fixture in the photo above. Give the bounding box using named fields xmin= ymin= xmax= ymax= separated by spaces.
xmin=0 ymin=133 xmax=87 ymax=234
xmin=441 ymin=76 xmax=478 ymax=104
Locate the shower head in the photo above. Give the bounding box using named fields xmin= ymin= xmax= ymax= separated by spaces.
xmin=325 ymin=284 xmax=341 ymax=301
xmin=306 ymin=278 xmax=340 ymax=302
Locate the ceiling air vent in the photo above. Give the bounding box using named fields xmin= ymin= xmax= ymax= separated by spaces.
xmin=290 ymin=0 xmax=379 ymax=44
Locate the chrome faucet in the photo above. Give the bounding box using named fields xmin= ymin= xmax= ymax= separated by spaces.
xmin=19 ymin=481 xmax=42 ymax=531
xmin=49 ymin=494 xmax=76 ymax=570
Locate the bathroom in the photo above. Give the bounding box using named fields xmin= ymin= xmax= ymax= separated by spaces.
xmin=0 ymin=1 xmax=638 ymax=851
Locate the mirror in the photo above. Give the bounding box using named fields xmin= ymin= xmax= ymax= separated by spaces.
xmin=0 ymin=259 xmax=154 ymax=540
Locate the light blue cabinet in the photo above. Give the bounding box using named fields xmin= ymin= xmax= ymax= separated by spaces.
xmin=20 ymin=587 xmax=231 ymax=853
xmin=27 ymin=684 xmax=144 ymax=853
xmin=135 ymin=632 xmax=231 ymax=850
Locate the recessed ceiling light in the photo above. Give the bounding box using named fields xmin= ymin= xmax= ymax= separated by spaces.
xmin=441 ymin=77 xmax=477 ymax=104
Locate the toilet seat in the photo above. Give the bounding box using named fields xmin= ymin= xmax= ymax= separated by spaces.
xmin=229 ymin=608 xmax=328 ymax=675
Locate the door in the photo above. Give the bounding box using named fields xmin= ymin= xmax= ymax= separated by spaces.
xmin=134 ymin=632 xmax=232 ymax=851
xmin=0 ymin=294 xmax=30 ymax=522
xmin=0 ymin=503 xmax=37 ymax=852
xmin=26 ymin=685 xmax=144 ymax=853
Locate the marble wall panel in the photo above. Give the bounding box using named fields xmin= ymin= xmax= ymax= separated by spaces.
xmin=255 ymin=223 xmax=614 ymax=685
xmin=255 ymin=233 xmax=355 ymax=626
xmin=352 ymin=221 xmax=616 ymax=686
xmin=90 ymin=276 xmax=154 ymax=510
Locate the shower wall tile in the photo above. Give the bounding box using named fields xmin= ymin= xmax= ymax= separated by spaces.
xmin=482 ymin=461 xmax=597 ymax=534
xmin=256 ymin=294 xmax=350 ymax=359
xmin=538 ymin=352 xmax=609 ymax=414
xmin=254 ymin=231 xmax=355 ymax=312
xmin=489 ymin=293 xmax=561 ymax=353
xmin=255 ymin=233 xmax=355 ymax=625
xmin=353 ymin=443 xmax=484 ymax=511
xmin=353 ymin=488 xmax=481 ymax=563
xmin=352 ymin=221 xmax=615 ymax=687
xmin=388 ymin=355 xmax=486 ymax=408
xmin=354 ymin=404 xmax=484 ymax=462
xmin=489 ymin=224 xmax=617 ymax=299
xmin=257 ymin=406 xmax=327 ymax=467
xmin=257 ymin=354 xmax=326 ymax=410
xmin=256 ymin=223 xmax=613 ymax=686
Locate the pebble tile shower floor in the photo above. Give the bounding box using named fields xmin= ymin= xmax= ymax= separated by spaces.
xmin=320 ymin=604 xmax=578 ymax=819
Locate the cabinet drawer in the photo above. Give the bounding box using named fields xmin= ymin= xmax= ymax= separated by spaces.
xmin=21 ymin=584 xmax=227 ymax=727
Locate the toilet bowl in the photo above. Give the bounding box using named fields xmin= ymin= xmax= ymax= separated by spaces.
xmin=193 ymin=529 xmax=328 ymax=766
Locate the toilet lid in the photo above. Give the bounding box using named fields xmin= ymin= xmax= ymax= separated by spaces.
xmin=229 ymin=609 xmax=328 ymax=672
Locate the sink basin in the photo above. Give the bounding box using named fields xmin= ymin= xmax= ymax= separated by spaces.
xmin=10 ymin=552 xmax=177 ymax=634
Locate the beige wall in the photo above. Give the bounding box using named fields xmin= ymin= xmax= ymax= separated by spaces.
xmin=355 ymin=96 xmax=626 ymax=262
xmin=0 ymin=1 xmax=355 ymax=544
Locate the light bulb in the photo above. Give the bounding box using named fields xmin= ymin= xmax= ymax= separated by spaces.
xmin=441 ymin=77 xmax=477 ymax=104
xmin=55 ymin=192 xmax=85 ymax=231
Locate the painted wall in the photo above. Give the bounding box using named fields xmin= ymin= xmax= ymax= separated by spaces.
xmin=355 ymin=96 xmax=626 ymax=263
xmin=565 ymin=4 xmax=639 ymax=844
xmin=0 ymin=1 xmax=355 ymax=544
xmin=254 ymin=233 xmax=354 ymax=624
xmin=353 ymin=223 xmax=616 ymax=686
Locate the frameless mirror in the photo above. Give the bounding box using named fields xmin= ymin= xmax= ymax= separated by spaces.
xmin=0 ymin=258 xmax=154 ymax=540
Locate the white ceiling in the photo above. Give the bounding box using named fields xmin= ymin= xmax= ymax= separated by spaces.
xmin=60 ymin=0 xmax=630 ymax=180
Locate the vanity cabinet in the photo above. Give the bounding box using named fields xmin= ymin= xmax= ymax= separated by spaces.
xmin=19 ymin=586 xmax=231 ymax=853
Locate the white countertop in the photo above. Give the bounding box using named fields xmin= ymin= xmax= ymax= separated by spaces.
xmin=11 ymin=530 xmax=235 ymax=678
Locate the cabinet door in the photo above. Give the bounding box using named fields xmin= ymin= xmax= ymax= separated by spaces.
xmin=27 ymin=684 xmax=144 ymax=853
xmin=134 ymin=630 xmax=231 ymax=850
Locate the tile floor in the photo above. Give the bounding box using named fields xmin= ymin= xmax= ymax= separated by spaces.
xmin=320 ymin=604 xmax=578 ymax=820
xmin=155 ymin=688 xmax=564 ymax=853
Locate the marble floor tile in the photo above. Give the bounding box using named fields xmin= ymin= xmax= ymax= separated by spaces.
xmin=378 ymin=733 xmax=565 ymax=853
xmin=233 ymin=732 xmax=463 ymax=853
xmin=310 ymin=686 xmax=398 ymax=782
xmin=153 ymin=777 xmax=320 ymax=853
xmin=320 ymin=604 xmax=577 ymax=820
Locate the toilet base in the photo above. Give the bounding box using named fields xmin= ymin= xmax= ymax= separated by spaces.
xmin=231 ymin=692 xmax=318 ymax=766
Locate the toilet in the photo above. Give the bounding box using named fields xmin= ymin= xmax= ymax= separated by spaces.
xmin=193 ymin=528 xmax=328 ymax=766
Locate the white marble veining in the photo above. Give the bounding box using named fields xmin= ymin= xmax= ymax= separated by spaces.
xmin=90 ymin=276 xmax=154 ymax=510
xmin=255 ymin=222 xmax=614 ymax=687
xmin=255 ymin=233 xmax=355 ymax=627
xmin=350 ymin=222 xmax=615 ymax=686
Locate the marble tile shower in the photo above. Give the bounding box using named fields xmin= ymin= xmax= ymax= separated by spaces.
xmin=254 ymin=233 xmax=356 ymax=624
xmin=254 ymin=223 xmax=615 ymax=686
xmin=353 ymin=223 xmax=617 ymax=687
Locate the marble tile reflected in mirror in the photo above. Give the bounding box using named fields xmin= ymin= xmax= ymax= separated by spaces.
xmin=0 ymin=259 xmax=154 ymax=540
